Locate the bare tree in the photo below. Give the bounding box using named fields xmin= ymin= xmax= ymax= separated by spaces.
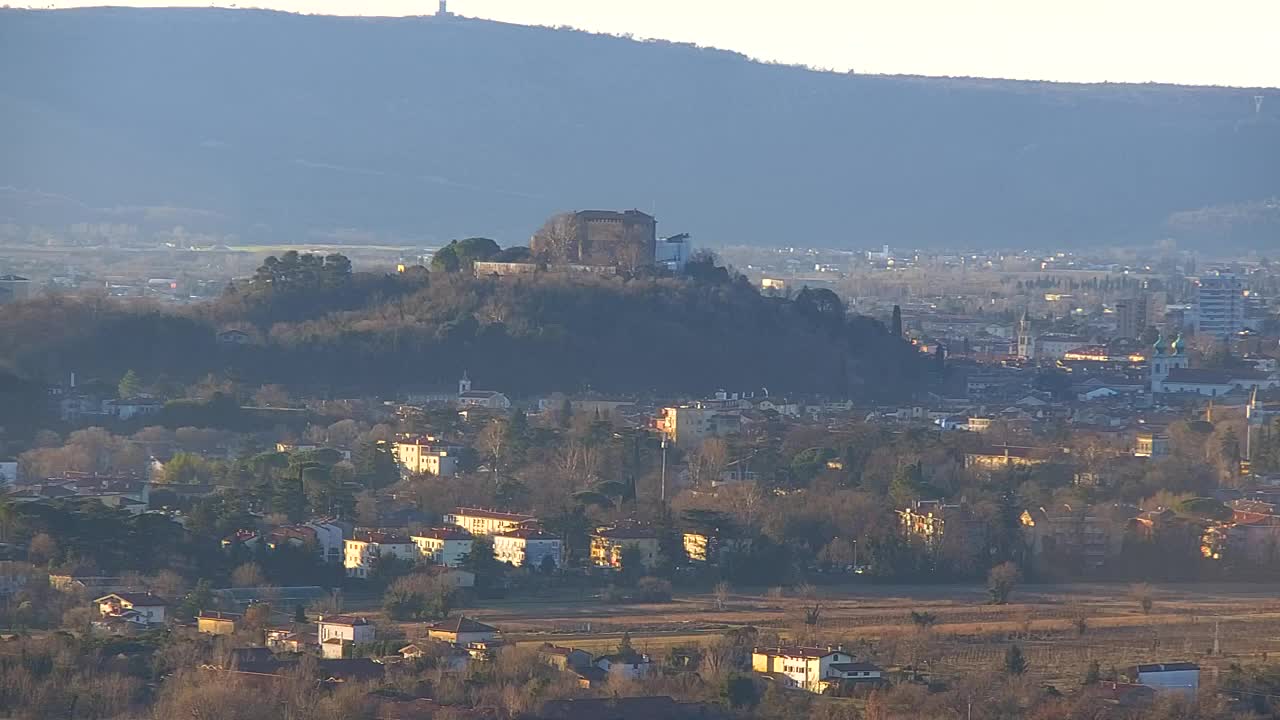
xmin=1130 ymin=583 xmax=1155 ymax=615
xmin=713 ymin=581 xmax=731 ymax=611
xmin=531 ymin=212 xmax=579 ymax=265
xmin=231 ymin=562 xmax=266 ymax=588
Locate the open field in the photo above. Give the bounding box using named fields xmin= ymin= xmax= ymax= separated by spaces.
xmin=380 ymin=582 xmax=1280 ymax=688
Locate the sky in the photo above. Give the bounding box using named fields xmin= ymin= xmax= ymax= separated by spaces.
xmin=33 ymin=0 xmax=1280 ymax=88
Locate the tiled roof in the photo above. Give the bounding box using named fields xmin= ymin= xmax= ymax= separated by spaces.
xmin=412 ymin=527 xmax=473 ymax=541
xmin=96 ymin=592 xmax=169 ymax=606
xmin=755 ymin=645 xmax=844 ymax=659
xmin=318 ymin=615 xmax=370 ymax=626
xmin=428 ymin=616 xmax=497 ymax=634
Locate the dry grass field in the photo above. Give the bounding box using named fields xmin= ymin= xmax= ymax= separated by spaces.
xmin=392 ymin=582 xmax=1280 ymax=688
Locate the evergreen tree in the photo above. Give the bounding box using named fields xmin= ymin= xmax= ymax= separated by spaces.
xmin=273 ymin=477 xmax=307 ymax=522
xmin=890 ymin=305 xmax=903 ymax=337
xmin=1083 ymin=660 xmax=1101 ymax=685
xmin=117 ymin=369 xmax=142 ymax=399
xmin=1004 ymin=644 xmax=1028 ymax=675
xmin=353 ymin=441 xmax=399 ymax=490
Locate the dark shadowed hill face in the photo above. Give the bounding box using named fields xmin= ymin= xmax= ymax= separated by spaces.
xmin=1 ymin=8 xmax=1278 ymax=249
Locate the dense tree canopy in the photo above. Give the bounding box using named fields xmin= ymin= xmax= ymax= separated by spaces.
xmin=0 ymin=262 xmax=925 ymax=399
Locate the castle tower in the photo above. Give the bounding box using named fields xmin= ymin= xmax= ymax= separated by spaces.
xmin=1016 ymin=309 xmax=1034 ymax=360
xmin=459 ymin=372 xmax=472 ymax=396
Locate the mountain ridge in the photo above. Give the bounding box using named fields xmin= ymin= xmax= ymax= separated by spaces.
xmin=2 ymin=7 xmax=1278 ymax=250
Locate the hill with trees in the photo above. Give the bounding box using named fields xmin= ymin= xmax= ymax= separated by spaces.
xmin=0 ymin=253 xmax=925 ymax=400
xmin=1 ymin=8 xmax=1278 ymax=250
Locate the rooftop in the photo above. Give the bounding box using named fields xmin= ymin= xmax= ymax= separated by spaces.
xmin=449 ymin=507 xmax=534 ymax=522
xmin=428 ymin=616 xmax=497 ymax=635
xmin=318 ymin=615 xmax=370 ymax=627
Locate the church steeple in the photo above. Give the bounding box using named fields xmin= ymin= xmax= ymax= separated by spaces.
xmin=1152 ymin=332 xmax=1166 ymax=357
xmin=459 ymin=371 xmax=472 ymax=396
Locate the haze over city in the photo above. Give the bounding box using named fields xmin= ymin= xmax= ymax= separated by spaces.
xmin=31 ymin=0 xmax=1280 ymax=87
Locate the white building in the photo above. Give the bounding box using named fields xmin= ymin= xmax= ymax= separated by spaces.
xmin=493 ymin=528 xmax=562 ymax=569
xmin=445 ymin=507 xmax=535 ymax=537
xmin=594 ymin=652 xmax=656 ymax=681
xmin=305 ymin=520 xmax=349 ymax=565
xmin=1196 ymin=272 xmax=1244 ymax=339
xmin=394 ymin=439 xmax=458 ymax=477
xmin=318 ymin=615 xmax=375 ymax=658
xmin=751 ymin=646 xmax=856 ymax=693
xmin=343 ymin=531 xmax=417 ymax=578
xmin=412 ymin=527 xmax=474 ymax=567
xmin=95 ymin=592 xmax=168 ymax=626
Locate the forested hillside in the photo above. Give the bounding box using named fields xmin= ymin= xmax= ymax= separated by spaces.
xmin=0 ymin=257 xmax=923 ymax=398
xmin=1 ymin=8 xmax=1278 ymax=249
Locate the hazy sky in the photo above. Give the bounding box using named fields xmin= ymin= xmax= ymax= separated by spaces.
xmin=36 ymin=0 xmax=1280 ymax=87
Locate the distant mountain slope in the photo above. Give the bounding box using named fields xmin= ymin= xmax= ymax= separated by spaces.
xmin=1 ymin=8 xmax=1278 ymax=249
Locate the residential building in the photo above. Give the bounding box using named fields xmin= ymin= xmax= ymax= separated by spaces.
xmin=102 ymin=397 xmax=163 ymax=421
xmin=423 ymin=566 xmax=476 ymax=588
xmin=1134 ymin=663 xmax=1200 ymax=697
xmin=94 ymin=592 xmax=168 ymax=626
xmin=1134 ymin=430 xmax=1169 ymax=458
xmin=343 ymin=530 xmax=417 ymax=579
xmin=655 ymin=405 xmax=742 ymax=449
xmin=823 ymin=662 xmax=884 ymax=692
xmin=1020 ymin=508 xmax=1119 ymax=570
xmin=305 ymin=520 xmax=349 ymax=564
xmin=318 ymin=615 xmax=375 ymax=658
xmin=594 ymin=651 xmax=656 ymax=681
xmin=538 ymin=644 xmax=592 ymax=672
xmin=1036 ymin=334 xmax=1093 ymax=360
xmin=751 ymin=646 xmax=856 ymax=693
xmin=426 ymin=616 xmax=499 ymax=646
xmin=493 ymin=528 xmax=562 ymax=569
xmin=964 ymin=445 xmax=1062 ymax=471
xmin=411 ymin=528 xmax=473 ymax=567
xmin=898 ymin=501 xmax=987 ymax=553
xmin=1116 ymin=295 xmax=1149 ymax=339
xmin=682 ymin=531 xmax=750 ymax=563
xmin=445 ymin=507 xmax=535 ymax=537
xmin=393 ymin=439 xmax=458 ymax=477
xmin=1196 ymin=272 xmax=1244 ymax=339
xmin=591 ymin=526 xmax=659 ymax=569
xmin=196 ymin=610 xmax=241 ymax=635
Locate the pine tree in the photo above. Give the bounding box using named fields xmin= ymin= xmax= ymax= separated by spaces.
xmin=1004 ymin=644 xmax=1028 ymax=675
xmin=117 ymin=369 xmax=142 ymax=399
xmin=353 ymin=441 xmax=399 ymax=490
